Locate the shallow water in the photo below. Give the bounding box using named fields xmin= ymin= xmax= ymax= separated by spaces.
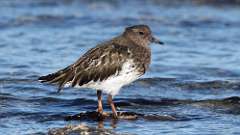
xmin=0 ymin=0 xmax=240 ymax=134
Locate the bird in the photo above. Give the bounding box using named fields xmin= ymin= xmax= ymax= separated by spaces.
xmin=38 ymin=24 xmax=164 ymax=119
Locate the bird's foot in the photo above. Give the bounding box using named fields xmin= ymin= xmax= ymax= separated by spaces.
xmin=97 ymin=111 xmax=109 ymax=120
xmin=112 ymin=112 xmax=118 ymax=119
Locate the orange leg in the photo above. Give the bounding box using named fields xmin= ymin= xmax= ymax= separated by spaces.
xmin=97 ymin=90 xmax=103 ymax=114
xmin=108 ymin=95 xmax=118 ymax=119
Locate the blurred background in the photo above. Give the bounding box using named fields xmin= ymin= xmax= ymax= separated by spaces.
xmin=0 ymin=0 xmax=240 ymax=134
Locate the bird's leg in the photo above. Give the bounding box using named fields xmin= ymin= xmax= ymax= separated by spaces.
xmin=97 ymin=90 xmax=103 ymax=114
xmin=108 ymin=95 xmax=118 ymax=119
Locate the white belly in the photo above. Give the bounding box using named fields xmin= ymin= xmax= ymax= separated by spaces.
xmin=65 ymin=60 xmax=142 ymax=96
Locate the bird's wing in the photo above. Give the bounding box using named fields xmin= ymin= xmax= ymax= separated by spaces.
xmin=38 ymin=43 xmax=130 ymax=92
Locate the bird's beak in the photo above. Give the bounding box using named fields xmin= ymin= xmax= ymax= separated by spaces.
xmin=151 ymin=36 xmax=164 ymax=45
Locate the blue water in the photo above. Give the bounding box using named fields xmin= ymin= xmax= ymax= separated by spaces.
xmin=1 ymin=0 xmax=240 ymax=134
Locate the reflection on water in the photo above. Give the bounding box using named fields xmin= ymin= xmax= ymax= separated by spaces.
xmin=0 ymin=0 xmax=240 ymax=134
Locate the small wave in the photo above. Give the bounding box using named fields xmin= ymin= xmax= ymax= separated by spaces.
xmin=136 ymin=77 xmax=177 ymax=87
xmin=0 ymin=14 xmax=80 ymax=29
xmin=192 ymin=0 xmax=240 ymax=5
xmin=11 ymin=65 xmax=29 ymax=69
xmin=26 ymin=97 xmax=96 ymax=107
xmin=139 ymin=77 xmax=177 ymax=83
xmin=115 ymin=98 xmax=185 ymax=106
xmin=116 ymin=96 xmax=240 ymax=106
xmin=114 ymin=96 xmax=240 ymax=115
xmin=178 ymin=18 xmax=240 ymax=28
xmin=137 ymin=77 xmax=240 ymax=90
xmin=0 ymin=78 xmax=35 ymax=84
xmin=176 ymin=80 xmax=240 ymax=90
xmin=0 ymin=94 xmax=20 ymax=101
xmin=0 ymin=111 xmax=67 ymax=122
xmin=189 ymin=96 xmax=240 ymax=115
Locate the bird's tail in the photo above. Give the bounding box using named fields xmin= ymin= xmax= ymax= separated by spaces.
xmin=38 ymin=66 xmax=74 ymax=92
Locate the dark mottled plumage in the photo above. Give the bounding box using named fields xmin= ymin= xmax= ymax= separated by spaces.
xmin=39 ymin=25 xmax=163 ymax=118
xmin=39 ymin=25 xmax=161 ymax=91
xmin=39 ymin=42 xmax=150 ymax=91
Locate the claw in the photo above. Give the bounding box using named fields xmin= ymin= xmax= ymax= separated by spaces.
xmin=112 ymin=113 xmax=118 ymax=119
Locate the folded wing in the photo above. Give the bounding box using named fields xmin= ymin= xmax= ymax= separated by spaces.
xmin=38 ymin=43 xmax=130 ymax=92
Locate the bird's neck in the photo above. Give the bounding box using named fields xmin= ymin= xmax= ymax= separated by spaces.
xmin=112 ymin=35 xmax=150 ymax=49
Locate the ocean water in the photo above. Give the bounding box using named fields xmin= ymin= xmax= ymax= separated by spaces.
xmin=0 ymin=0 xmax=240 ymax=134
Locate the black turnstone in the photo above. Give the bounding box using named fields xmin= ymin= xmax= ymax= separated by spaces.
xmin=39 ymin=25 xmax=164 ymax=119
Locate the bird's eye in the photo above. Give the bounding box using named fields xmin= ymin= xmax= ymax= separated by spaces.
xmin=138 ymin=31 xmax=144 ymax=35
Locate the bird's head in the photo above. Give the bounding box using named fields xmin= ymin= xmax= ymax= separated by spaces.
xmin=123 ymin=25 xmax=164 ymax=47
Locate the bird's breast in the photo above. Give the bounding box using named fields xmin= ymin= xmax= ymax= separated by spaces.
xmin=128 ymin=45 xmax=151 ymax=74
